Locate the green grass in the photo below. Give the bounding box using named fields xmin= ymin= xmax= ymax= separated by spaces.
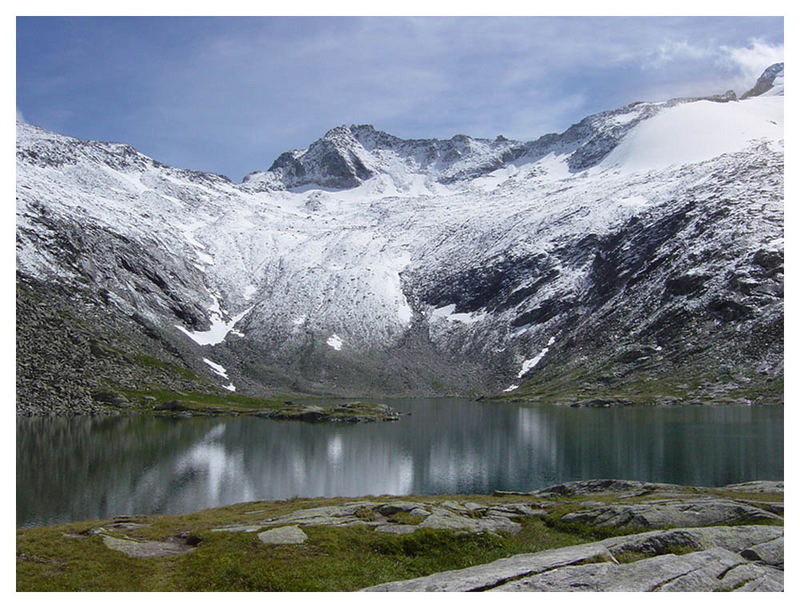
xmin=17 ymin=483 xmax=784 ymax=591
xmin=17 ymin=497 xmax=593 ymax=592
xmin=132 ymin=354 xmax=204 ymax=381
xmin=113 ymin=387 xmax=394 ymax=421
xmin=386 ymin=511 xmax=428 ymax=526
xmin=119 ymin=387 xmax=293 ymax=410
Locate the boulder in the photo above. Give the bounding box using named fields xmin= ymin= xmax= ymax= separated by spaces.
xmin=153 ymin=400 xmax=190 ymax=412
xmin=101 ymin=534 xmax=194 ymax=558
xmin=257 ymin=525 xmax=307 ymax=545
xmin=91 ymin=389 xmax=130 ymax=407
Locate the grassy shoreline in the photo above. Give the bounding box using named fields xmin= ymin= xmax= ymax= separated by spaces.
xmin=17 ymin=482 xmax=783 ymax=592
xmin=93 ymin=387 xmax=402 ymax=422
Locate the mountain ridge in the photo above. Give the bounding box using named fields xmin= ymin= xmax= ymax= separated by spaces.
xmin=16 ymin=64 xmax=784 ymax=413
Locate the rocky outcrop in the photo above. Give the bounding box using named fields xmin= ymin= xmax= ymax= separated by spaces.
xmin=529 ymin=479 xmax=687 ymax=498
xmin=266 ymin=126 xmax=376 ymax=190
xmin=362 ymin=525 xmax=784 ymax=592
xmin=742 ymin=63 xmax=784 ymax=99
xmin=560 ymin=497 xmax=781 ymax=529
xmin=490 ymin=546 xmax=782 ymax=592
xmin=724 ymin=480 xmax=783 ymax=494
xmin=209 ymin=499 xmax=543 ymax=537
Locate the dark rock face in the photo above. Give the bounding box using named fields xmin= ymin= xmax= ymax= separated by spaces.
xmin=664 ymin=273 xmax=708 ymax=297
xmin=741 ymin=63 xmax=784 ymax=99
xmin=417 ymin=254 xmax=553 ymax=315
xmin=268 ymin=126 xmax=377 ymax=189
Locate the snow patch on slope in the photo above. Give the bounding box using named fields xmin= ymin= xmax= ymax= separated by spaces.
xmin=202 ymin=358 xmax=236 ymax=391
xmin=327 ymin=334 xmax=344 ymax=350
xmin=600 ymin=97 xmax=783 ymax=172
xmin=176 ymin=298 xmax=252 ymax=346
xmin=517 ymin=337 xmax=556 ymax=378
xmin=430 ymin=304 xmax=487 ymax=325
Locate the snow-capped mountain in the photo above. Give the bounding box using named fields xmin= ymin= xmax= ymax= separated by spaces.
xmin=16 ymin=64 xmax=784 ymax=412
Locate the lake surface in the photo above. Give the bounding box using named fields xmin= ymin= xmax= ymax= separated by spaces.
xmin=16 ymin=399 xmax=783 ymax=528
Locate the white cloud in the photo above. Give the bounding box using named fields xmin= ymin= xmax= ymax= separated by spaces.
xmin=642 ymin=37 xmax=783 ymax=80
xmin=648 ymin=40 xmax=711 ymax=68
xmin=16 ymin=107 xmax=26 ymax=123
xmin=721 ymin=39 xmax=784 ymax=81
xmin=638 ymin=36 xmax=783 ymax=99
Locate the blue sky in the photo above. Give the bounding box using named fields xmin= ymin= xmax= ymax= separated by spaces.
xmin=16 ymin=16 xmax=784 ymax=181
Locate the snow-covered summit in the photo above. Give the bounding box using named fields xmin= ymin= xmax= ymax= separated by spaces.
xmin=242 ymin=123 xmax=527 ymax=192
xmin=241 ymin=76 xmax=767 ymax=194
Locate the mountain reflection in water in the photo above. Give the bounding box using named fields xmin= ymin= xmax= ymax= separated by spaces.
xmin=17 ymin=399 xmax=783 ymax=527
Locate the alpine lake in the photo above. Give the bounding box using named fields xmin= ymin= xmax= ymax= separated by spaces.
xmin=17 ymin=398 xmax=783 ymax=528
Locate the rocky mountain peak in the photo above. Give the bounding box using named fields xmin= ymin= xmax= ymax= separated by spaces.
xmin=264 ymin=124 xmax=376 ymax=190
xmin=320 ymin=124 xmax=360 ymax=145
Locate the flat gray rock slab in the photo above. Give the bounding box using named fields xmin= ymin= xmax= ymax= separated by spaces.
xmin=533 ymin=479 xmax=686 ymax=498
xmin=604 ymin=525 xmax=784 ymax=558
xmin=363 ymin=542 xmax=614 ymax=591
xmin=101 ymin=534 xmax=194 ymax=558
xmin=562 ymin=498 xmax=781 ymax=529
xmin=529 ymin=479 xmax=783 ymax=499
xmin=486 ymin=504 xmax=546 ymax=517
xmin=257 ymin=525 xmax=308 ymax=545
xmin=261 ymin=503 xmax=385 ymax=528
xmin=724 ymin=481 xmax=783 ymax=494
xmin=492 ymin=547 xmax=782 ymax=592
xmin=362 ymin=525 xmax=784 ymax=592
xmin=417 ymin=508 xmax=520 ymax=535
xmin=251 ymin=500 xmax=525 ymax=537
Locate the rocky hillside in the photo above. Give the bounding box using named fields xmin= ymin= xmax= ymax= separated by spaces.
xmin=16 ymin=64 xmax=784 ymax=413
